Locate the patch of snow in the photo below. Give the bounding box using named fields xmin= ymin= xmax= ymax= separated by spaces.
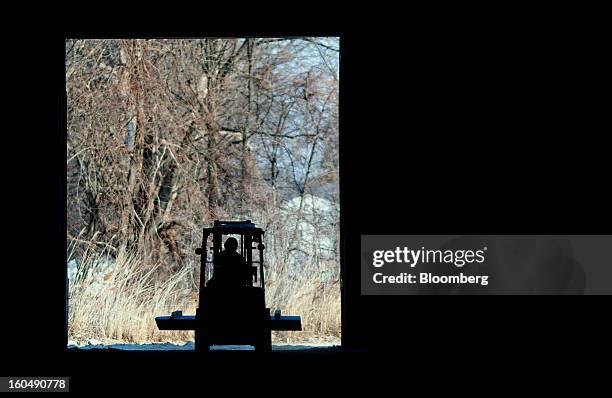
xmin=86 ymin=338 xmax=102 ymax=346
xmin=67 ymin=341 xmax=339 ymax=351
xmin=68 ymin=341 xmax=195 ymax=351
xmin=67 ymin=259 xmax=78 ymax=281
xmin=282 ymin=194 xmax=336 ymax=215
xmin=67 ymin=255 xmax=116 ymax=293
xmin=280 ymin=194 xmax=339 ymax=259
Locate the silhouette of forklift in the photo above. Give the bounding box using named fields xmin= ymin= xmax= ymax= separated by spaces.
xmin=155 ymin=220 xmax=301 ymax=351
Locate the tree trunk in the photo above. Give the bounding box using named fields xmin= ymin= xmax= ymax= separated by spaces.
xmin=118 ymin=40 xmax=146 ymax=259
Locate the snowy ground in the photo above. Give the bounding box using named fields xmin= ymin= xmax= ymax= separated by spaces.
xmin=68 ymin=340 xmax=339 ymax=351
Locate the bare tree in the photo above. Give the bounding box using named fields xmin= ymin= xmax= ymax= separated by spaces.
xmin=67 ymin=36 xmax=339 ymax=290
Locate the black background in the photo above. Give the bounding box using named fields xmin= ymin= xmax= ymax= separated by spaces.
xmin=2 ymin=14 xmax=610 ymax=392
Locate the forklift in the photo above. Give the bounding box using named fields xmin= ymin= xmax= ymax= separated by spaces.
xmin=155 ymin=220 xmax=301 ymax=351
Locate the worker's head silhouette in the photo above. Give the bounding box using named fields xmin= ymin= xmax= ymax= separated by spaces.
xmin=224 ymin=237 xmax=238 ymax=252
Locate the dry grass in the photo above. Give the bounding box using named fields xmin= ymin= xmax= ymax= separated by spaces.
xmin=68 ymin=251 xmax=340 ymax=345
xmin=266 ymin=260 xmax=341 ymax=343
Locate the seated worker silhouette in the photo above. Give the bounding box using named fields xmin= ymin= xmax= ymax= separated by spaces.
xmin=207 ymin=237 xmax=252 ymax=288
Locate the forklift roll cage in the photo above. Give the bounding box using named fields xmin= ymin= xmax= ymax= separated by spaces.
xmin=156 ymin=220 xmax=301 ymax=351
xmin=196 ymin=220 xmax=266 ymax=303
